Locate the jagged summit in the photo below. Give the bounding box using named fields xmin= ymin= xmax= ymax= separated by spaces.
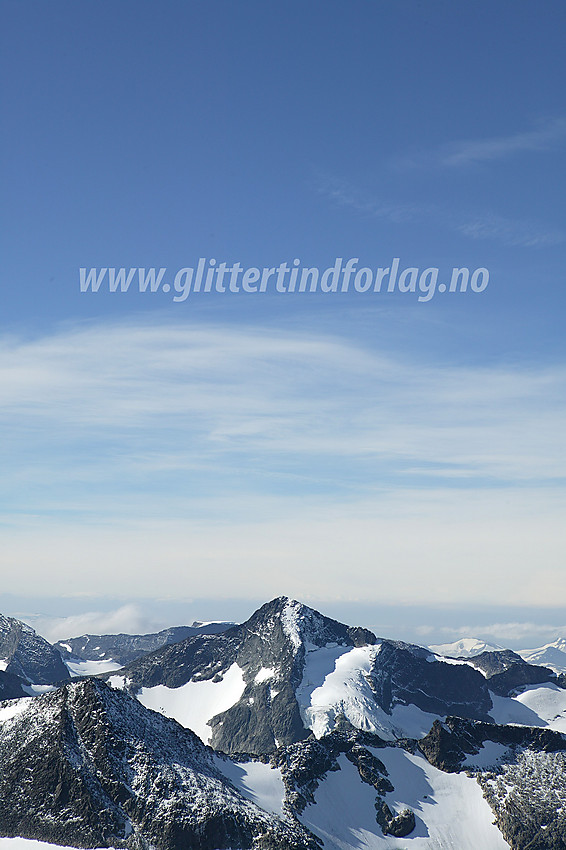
xmin=240 ymin=596 xmax=377 ymax=653
xmin=108 ymin=597 xmax=376 ymax=754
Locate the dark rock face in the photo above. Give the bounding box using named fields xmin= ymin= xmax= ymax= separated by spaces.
xmin=419 ymin=716 xmax=566 ymax=772
xmin=0 ymin=679 xmax=319 ymax=850
xmin=464 ymin=649 xmax=556 ymax=696
xmin=369 ymin=640 xmax=493 ymax=719
xmin=0 ymin=614 xmax=69 ymax=684
xmin=0 ymin=670 xmax=28 ymax=700
xmin=345 ymin=743 xmax=394 ymax=795
xmin=376 ymin=803 xmax=415 ymax=837
xmin=418 ymin=718 xmax=474 ymax=772
xmin=115 ymin=597 xmax=378 ymax=755
xmin=55 ymin=622 xmax=233 ymax=666
xmin=487 ymin=662 xmax=556 ymax=696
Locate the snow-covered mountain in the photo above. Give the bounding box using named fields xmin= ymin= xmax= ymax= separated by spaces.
xmin=519 ymin=638 xmax=566 ymax=674
xmin=109 ymin=597 xmax=377 ymax=753
xmin=0 ymin=614 xmax=69 ymax=686
xmin=429 ymin=637 xmax=505 ymax=657
xmin=107 ymin=597 xmax=563 ymax=754
xmin=431 ymin=635 xmax=566 ymax=677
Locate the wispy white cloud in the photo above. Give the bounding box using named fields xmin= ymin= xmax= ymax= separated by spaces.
xmin=457 ymin=213 xmax=566 ymax=247
xmin=1 ymin=320 xmax=566 ymax=497
xmin=21 ymin=605 xmax=167 ymax=643
xmin=318 ymin=176 xmax=566 ymax=248
xmin=396 ymin=116 xmax=566 ymax=169
xmin=1 ymin=320 xmax=565 ymax=606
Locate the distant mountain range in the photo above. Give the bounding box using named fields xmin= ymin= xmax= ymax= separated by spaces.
xmin=429 ymin=637 xmax=506 ymax=657
xmin=0 ymin=597 xmax=565 ymax=849
xmin=430 ymin=636 xmax=566 ymax=675
xmin=518 ymin=638 xmax=566 ymax=674
xmin=55 ymin=620 xmax=233 ymax=666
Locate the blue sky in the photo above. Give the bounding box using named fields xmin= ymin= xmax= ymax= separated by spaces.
xmin=1 ymin=1 xmax=565 ymax=644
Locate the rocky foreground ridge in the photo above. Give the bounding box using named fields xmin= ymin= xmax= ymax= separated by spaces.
xmin=0 ymin=679 xmax=318 ymax=850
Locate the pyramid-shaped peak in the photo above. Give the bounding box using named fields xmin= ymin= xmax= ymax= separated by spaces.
xmin=245 ymin=597 xmax=376 ymax=650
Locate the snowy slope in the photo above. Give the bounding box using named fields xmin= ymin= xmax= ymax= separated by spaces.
xmin=65 ymin=658 xmax=123 ymax=677
xmin=216 ymin=757 xmax=287 ymax=817
xmin=129 ymin=661 xmax=246 ymax=743
xmin=490 ymin=682 xmax=566 ymax=732
xmin=299 ymin=750 xmax=510 ymax=850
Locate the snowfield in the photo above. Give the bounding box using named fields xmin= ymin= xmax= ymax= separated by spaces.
xmin=429 ymin=638 xmax=504 ymax=658
xmin=296 ymin=645 xmax=387 ymax=738
xmin=216 ymin=757 xmax=287 ymax=817
xmin=65 ymin=658 xmax=123 ymax=677
xmin=132 ymin=662 xmax=246 ymax=743
xmin=462 ymin=740 xmax=511 ymax=769
xmin=300 ymin=750 xmax=510 ymax=850
xmin=490 ymin=682 xmax=566 ymax=733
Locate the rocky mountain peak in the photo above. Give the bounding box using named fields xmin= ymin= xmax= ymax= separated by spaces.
xmin=243 ymin=597 xmax=376 ymax=653
xmin=464 ymin=649 xmax=556 ymax=696
xmin=0 ymin=613 xmax=69 ymax=685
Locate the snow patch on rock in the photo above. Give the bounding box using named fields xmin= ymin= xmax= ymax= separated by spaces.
xmin=0 ymin=699 xmax=32 ymax=724
xmin=255 ymin=667 xmax=276 ymax=683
